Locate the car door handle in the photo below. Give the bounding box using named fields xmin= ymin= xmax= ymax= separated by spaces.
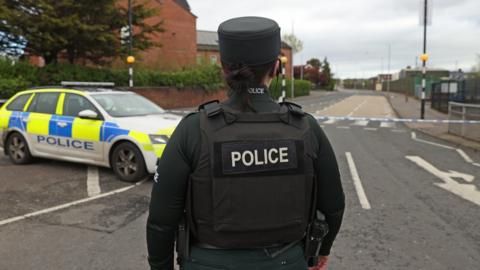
xmin=57 ymin=122 xmax=68 ymax=128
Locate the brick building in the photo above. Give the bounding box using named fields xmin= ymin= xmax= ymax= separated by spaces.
xmin=28 ymin=0 xmax=293 ymax=74
xmin=196 ymin=30 xmax=293 ymax=78
xmin=118 ymin=0 xmax=197 ymax=70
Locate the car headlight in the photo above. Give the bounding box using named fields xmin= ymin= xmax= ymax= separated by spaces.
xmin=149 ymin=134 xmax=169 ymax=144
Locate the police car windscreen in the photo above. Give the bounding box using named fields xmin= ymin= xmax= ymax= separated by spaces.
xmin=92 ymin=93 xmax=165 ymax=117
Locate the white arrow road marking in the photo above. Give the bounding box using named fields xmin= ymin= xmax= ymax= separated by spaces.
xmin=87 ymin=166 xmax=101 ymax=197
xmin=456 ymin=149 xmax=473 ymax=163
xmin=406 ymin=156 xmax=480 ymax=206
xmin=411 ymin=132 xmax=454 ymax=150
xmin=346 ymin=152 xmax=371 ymax=210
xmin=411 ymin=132 xmax=479 ymax=167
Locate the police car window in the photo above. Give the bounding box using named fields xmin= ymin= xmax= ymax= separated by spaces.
xmin=6 ymin=94 xmax=31 ymax=111
xmin=63 ymin=94 xmax=99 ymax=117
xmin=28 ymin=92 xmax=60 ymax=114
xmin=92 ymin=93 xmax=164 ymax=117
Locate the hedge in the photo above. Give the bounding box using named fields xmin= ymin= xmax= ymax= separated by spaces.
xmin=269 ymin=79 xmax=311 ymax=100
xmin=0 ymin=58 xmax=224 ymax=98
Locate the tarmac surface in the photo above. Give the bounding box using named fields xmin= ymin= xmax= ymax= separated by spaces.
xmin=0 ymin=89 xmax=479 ymax=269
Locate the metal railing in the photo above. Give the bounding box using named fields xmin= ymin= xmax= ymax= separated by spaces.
xmin=448 ymin=102 xmax=480 ymax=142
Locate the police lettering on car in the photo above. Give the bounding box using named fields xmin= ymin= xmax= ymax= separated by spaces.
xmin=147 ymin=16 xmax=345 ymax=270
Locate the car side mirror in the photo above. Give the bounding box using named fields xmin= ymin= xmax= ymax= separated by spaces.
xmin=78 ymin=110 xmax=99 ymax=120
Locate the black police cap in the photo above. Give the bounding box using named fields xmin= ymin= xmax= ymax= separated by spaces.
xmin=218 ymin=16 xmax=281 ymax=66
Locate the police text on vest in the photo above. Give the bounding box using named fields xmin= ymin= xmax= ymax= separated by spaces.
xmin=231 ymin=147 xmax=289 ymax=167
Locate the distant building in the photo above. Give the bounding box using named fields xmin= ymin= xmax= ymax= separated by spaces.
xmin=196 ymin=30 xmax=293 ymax=78
xmin=394 ymin=67 xmax=450 ymax=80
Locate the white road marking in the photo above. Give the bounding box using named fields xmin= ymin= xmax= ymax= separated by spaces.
xmin=0 ymin=146 xmax=3 ymax=151
xmin=320 ymin=125 xmax=325 ymax=128
xmin=0 ymin=179 xmax=148 ymax=227
xmin=353 ymin=120 xmax=369 ymax=126
xmin=411 ymin=132 xmax=454 ymax=150
xmin=391 ymin=129 xmax=406 ymax=133
xmin=411 ymin=132 xmax=479 ymax=166
xmin=406 ymin=156 xmax=480 ymax=206
xmin=87 ymin=166 xmax=101 ymax=197
xmin=347 ymin=98 xmax=369 ymax=117
xmin=380 ymin=122 xmax=396 ymax=129
xmin=323 ymin=119 xmax=337 ymax=124
xmin=346 ymin=152 xmax=371 ymax=210
xmin=364 ymin=128 xmax=378 ymax=131
xmin=337 ymin=126 xmax=350 ymax=129
xmin=456 ymin=149 xmax=473 ymax=163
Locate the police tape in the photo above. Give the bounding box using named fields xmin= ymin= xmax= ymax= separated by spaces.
xmin=313 ymin=116 xmax=480 ymax=124
xmin=167 ymin=110 xmax=480 ymax=124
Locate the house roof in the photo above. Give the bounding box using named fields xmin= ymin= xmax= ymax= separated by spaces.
xmin=197 ymin=30 xmax=292 ymax=51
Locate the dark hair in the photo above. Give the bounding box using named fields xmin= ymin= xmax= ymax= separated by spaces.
xmin=222 ymin=60 xmax=277 ymax=111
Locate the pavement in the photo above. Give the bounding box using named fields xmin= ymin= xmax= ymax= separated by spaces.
xmin=1 ymin=89 xmax=479 ymax=269
xmin=385 ymin=92 xmax=480 ymax=150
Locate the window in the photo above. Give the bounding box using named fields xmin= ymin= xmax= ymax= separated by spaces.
xmin=210 ymin=55 xmax=218 ymax=65
xmin=92 ymin=93 xmax=164 ymax=117
xmin=63 ymin=93 xmax=99 ymax=117
xmin=27 ymin=92 xmax=59 ymax=114
xmin=6 ymin=94 xmax=31 ymax=112
xmin=197 ymin=54 xmax=203 ymax=65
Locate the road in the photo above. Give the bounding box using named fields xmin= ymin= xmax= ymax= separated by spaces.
xmin=0 ymin=89 xmax=479 ymax=269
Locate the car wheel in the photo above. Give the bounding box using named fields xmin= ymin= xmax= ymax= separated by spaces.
xmin=6 ymin=132 xmax=33 ymax=164
xmin=111 ymin=142 xmax=147 ymax=183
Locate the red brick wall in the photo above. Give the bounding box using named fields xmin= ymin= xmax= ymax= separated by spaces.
xmin=118 ymin=0 xmax=197 ymax=70
xmin=131 ymin=87 xmax=228 ymax=109
xmin=197 ymin=50 xmax=221 ymax=65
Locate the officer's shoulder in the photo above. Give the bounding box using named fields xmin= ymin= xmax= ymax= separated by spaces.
xmin=279 ymin=101 xmax=305 ymax=117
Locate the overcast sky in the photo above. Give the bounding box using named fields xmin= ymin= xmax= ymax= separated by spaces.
xmin=189 ymin=0 xmax=480 ymax=78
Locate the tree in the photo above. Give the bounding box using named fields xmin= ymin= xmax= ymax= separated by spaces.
xmin=320 ymin=57 xmax=335 ymax=90
xmin=282 ymin=33 xmax=303 ymax=54
xmin=0 ymin=0 xmax=163 ymax=65
xmin=307 ymin=58 xmax=321 ymax=69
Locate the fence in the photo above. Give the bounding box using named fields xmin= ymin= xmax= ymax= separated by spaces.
xmin=448 ymin=102 xmax=480 ymax=142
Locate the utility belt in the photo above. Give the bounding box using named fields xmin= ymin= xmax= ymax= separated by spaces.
xmin=176 ymin=213 xmax=328 ymax=267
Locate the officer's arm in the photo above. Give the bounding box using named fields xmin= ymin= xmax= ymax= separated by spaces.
xmin=147 ymin=115 xmax=198 ymax=270
xmin=307 ymin=116 xmax=346 ymax=256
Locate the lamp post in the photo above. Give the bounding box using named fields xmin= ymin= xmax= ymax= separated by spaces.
xmin=279 ymin=56 xmax=288 ymax=102
xmin=420 ymin=0 xmax=429 ymax=119
xmin=128 ymin=0 xmax=134 ymax=88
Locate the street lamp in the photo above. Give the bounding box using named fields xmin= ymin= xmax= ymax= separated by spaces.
xmin=128 ymin=0 xmax=133 ymax=88
xmin=279 ymin=56 xmax=288 ymax=102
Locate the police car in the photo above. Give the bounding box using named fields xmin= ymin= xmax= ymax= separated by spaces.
xmin=0 ymin=82 xmax=181 ymax=182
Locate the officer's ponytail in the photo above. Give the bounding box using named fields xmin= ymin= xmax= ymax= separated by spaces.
xmin=222 ymin=61 xmax=277 ymax=111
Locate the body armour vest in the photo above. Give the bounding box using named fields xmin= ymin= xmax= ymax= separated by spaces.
xmin=187 ymin=101 xmax=318 ymax=248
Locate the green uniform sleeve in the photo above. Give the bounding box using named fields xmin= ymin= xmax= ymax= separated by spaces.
xmin=147 ymin=114 xmax=200 ymax=270
xmin=307 ymin=115 xmax=345 ymax=256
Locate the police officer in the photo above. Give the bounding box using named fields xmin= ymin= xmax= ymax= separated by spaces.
xmin=147 ymin=16 xmax=345 ymax=270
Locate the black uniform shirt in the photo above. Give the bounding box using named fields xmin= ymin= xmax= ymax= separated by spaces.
xmin=147 ymin=92 xmax=345 ymax=270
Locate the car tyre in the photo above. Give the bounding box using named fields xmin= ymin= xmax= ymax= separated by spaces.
xmin=6 ymin=132 xmax=33 ymax=164
xmin=111 ymin=142 xmax=147 ymax=183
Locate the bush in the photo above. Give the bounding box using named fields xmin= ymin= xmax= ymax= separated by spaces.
xmin=0 ymin=58 xmax=224 ymax=98
xmin=269 ymin=79 xmax=311 ymax=99
xmin=0 ymin=77 xmax=31 ymax=99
